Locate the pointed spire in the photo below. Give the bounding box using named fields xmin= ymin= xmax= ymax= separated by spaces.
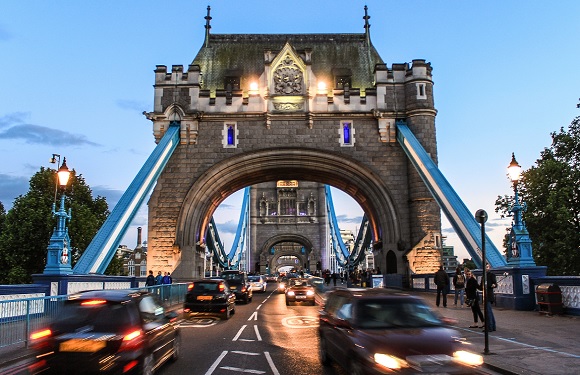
xmin=363 ymin=5 xmax=371 ymax=47
xmin=204 ymin=5 xmax=212 ymax=47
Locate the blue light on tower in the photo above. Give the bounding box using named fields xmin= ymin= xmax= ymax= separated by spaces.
xmin=43 ymin=156 xmax=73 ymax=274
xmin=506 ymin=153 xmax=536 ymax=266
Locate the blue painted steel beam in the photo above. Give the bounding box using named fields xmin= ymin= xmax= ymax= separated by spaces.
xmin=396 ymin=122 xmax=506 ymax=268
xmin=73 ymin=123 xmax=181 ymax=274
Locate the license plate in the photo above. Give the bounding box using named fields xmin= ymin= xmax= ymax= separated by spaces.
xmin=230 ymin=286 xmax=237 ymax=290
xmin=296 ymin=295 xmax=307 ymax=299
xmin=60 ymin=339 xmax=106 ymax=352
xmin=197 ymin=295 xmax=213 ymax=301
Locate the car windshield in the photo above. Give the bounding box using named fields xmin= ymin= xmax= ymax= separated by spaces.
xmin=53 ymin=301 xmax=134 ymax=333
xmin=355 ymin=298 xmax=442 ymax=329
xmin=289 ymin=279 xmax=310 ymax=287
xmin=192 ymin=282 xmax=222 ymax=292
xmin=222 ymin=274 xmax=243 ymax=282
xmin=248 ymin=276 xmax=262 ymax=282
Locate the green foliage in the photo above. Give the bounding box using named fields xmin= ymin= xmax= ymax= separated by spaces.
xmin=0 ymin=167 xmax=110 ymax=284
xmin=496 ymin=116 xmax=580 ymax=275
xmin=0 ymin=201 xmax=5 ymax=236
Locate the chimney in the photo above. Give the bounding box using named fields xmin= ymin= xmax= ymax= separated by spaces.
xmin=137 ymin=227 xmax=142 ymax=247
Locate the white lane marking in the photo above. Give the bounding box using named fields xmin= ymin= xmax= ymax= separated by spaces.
xmin=264 ymin=351 xmax=281 ymax=375
xmin=233 ymin=325 xmax=247 ymax=341
xmin=239 ymin=339 xmax=255 ymax=342
xmin=281 ymin=316 xmax=319 ymax=328
xmin=254 ymin=325 xmax=262 ymax=341
xmin=219 ymin=367 xmax=265 ymax=374
xmin=256 ymin=304 xmax=262 ymax=310
xmin=205 ymin=350 xmax=228 ymax=375
xmin=249 ymin=311 xmax=258 ymax=320
xmin=231 ymin=351 xmax=260 ymax=356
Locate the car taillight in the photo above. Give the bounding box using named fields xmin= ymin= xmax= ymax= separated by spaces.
xmin=188 ymin=283 xmax=194 ymax=291
xmin=219 ymin=283 xmax=225 ymax=292
xmin=81 ymin=299 xmax=107 ymax=306
xmin=241 ymin=286 xmax=247 ymax=292
xmin=119 ymin=329 xmax=144 ymax=351
xmin=30 ymin=329 xmax=52 ymax=341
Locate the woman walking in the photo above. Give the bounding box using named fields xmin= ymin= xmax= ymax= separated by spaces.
xmin=453 ymin=266 xmax=465 ymax=307
xmin=464 ymin=268 xmax=484 ymax=328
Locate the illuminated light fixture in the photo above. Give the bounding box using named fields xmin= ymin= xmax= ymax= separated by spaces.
xmin=57 ymin=158 xmax=71 ymax=187
xmin=249 ymin=82 xmax=259 ymax=96
xmin=317 ymin=81 xmax=327 ymax=94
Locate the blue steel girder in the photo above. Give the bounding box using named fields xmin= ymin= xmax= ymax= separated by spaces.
xmin=396 ymin=122 xmax=506 ymax=268
xmin=325 ymin=186 xmax=350 ymax=267
xmin=73 ymin=122 xmax=181 ymax=274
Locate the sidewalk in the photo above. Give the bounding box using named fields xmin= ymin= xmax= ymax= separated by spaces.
xmin=412 ymin=291 xmax=580 ymax=375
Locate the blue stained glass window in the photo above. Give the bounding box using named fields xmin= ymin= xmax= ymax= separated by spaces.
xmin=343 ymin=123 xmax=351 ymax=144
xmin=227 ymin=126 xmax=234 ymax=145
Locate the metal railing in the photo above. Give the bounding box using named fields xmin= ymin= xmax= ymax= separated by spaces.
xmin=0 ymin=283 xmax=188 ymax=350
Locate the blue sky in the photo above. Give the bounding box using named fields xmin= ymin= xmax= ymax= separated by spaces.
xmin=1 ymin=1 xmax=579 ymax=261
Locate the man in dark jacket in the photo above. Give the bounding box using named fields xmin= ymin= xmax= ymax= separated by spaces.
xmin=145 ymin=270 xmax=156 ymax=286
xmin=434 ymin=265 xmax=449 ymax=307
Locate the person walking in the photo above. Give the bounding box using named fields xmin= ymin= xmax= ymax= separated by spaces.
xmin=483 ymin=264 xmax=497 ymax=332
xmin=453 ymin=266 xmax=465 ymax=307
xmin=145 ymin=270 xmax=156 ymax=286
xmin=465 ymin=268 xmax=485 ymax=328
xmin=162 ymin=272 xmax=173 ymax=284
xmin=155 ymin=271 xmax=163 ymax=285
xmin=434 ymin=265 xmax=449 ymax=307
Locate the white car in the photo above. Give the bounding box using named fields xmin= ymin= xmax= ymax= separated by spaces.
xmin=248 ymin=275 xmax=267 ymax=293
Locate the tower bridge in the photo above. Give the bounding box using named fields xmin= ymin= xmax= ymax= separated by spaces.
xmin=73 ymin=6 xmax=507 ymax=281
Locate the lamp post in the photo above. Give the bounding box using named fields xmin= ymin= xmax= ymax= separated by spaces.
xmin=475 ymin=209 xmax=489 ymax=354
xmin=43 ymin=157 xmax=73 ymax=275
xmin=506 ymin=153 xmax=536 ymax=266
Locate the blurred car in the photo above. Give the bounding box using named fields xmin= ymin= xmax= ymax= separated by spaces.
xmin=319 ymin=288 xmax=483 ymax=374
xmin=248 ymin=275 xmax=267 ymax=293
xmin=29 ymin=289 xmax=180 ymax=374
xmin=285 ymin=278 xmax=316 ymax=306
xmin=184 ymin=278 xmax=236 ymax=319
xmin=265 ymin=274 xmax=278 ymax=282
xmin=220 ymin=270 xmax=253 ymax=304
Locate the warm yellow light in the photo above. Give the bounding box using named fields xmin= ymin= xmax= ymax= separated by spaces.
xmin=250 ymin=82 xmax=259 ymax=91
xmin=374 ymin=353 xmax=407 ymax=370
xmin=317 ymin=81 xmax=327 ymax=94
xmin=507 ymin=152 xmax=522 ymax=183
xmin=453 ymin=350 xmax=484 ymax=366
xmin=57 ymin=158 xmax=71 ymax=187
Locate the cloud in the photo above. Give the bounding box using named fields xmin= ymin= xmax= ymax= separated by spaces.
xmin=0 ymin=112 xmax=30 ymax=129
xmin=213 ymin=220 xmax=239 ymax=235
xmin=335 ymin=214 xmax=363 ymax=224
xmin=0 ymin=124 xmax=100 ymax=147
xmin=0 ymin=173 xmax=29 ymax=208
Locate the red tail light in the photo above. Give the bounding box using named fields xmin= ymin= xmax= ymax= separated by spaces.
xmin=188 ymin=283 xmax=194 ymax=291
xmin=81 ymin=299 xmax=107 ymax=306
xmin=30 ymin=329 xmax=52 ymax=341
xmin=241 ymin=286 xmax=247 ymax=292
xmin=219 ymin=283 xmax=225 ymax=292
xmin=119 ymin=329 xmax=144 ymax=351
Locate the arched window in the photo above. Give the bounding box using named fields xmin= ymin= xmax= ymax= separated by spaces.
xmin=339 ymin=120 xmax=354 ymax=147
xmin=223 ymin=122 xmax=238 ymax=148
xmin=386 ymin=251 xmax=397 ymax=274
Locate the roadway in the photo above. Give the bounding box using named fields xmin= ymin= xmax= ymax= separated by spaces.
xmin=2 ymin=283 xmax=578 ymax=374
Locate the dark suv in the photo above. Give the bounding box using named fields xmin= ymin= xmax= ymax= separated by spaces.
xmin=220 ymin=270 xmax=253 ymax=304
xmin=29 ymin=289 xmax=180 ymax=374
xmin=319 ymin=288 xmax=483 ymax=374
xmin=184 ymin=278 xmax=236 ymax=319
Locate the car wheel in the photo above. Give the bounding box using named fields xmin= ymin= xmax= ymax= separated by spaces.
xmin=310 ymin=300 xmax=316 ymax=306
xmin=171 ymin=335 xmax=181 ymax=361
xmin=285 ymin=300 xmax=290 ymax=306
xmin=319 ymin=335 xmax=332 ymax=366
xmin=223 ymin=306 xmax=231 ymax=320
xmin=231 ymin=305 xmax=236 ymax=315
xmin=141 ymin=353 xmax=154 ymax=375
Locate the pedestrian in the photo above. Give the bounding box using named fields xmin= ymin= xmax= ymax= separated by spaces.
xmin=162 ymin=272 xmax=173 ymax=284
xmin=434 ymin=265 xmax=449 ymax=307
xmin=155 ymin=271 xmax=163 ymax=285
xmin=482 ymin=264 xmax=497 ymax=332
xmin=145 ymin=270 xmax=156 ymax=286
xmin=332 ymin=272 xmax=337 ymax=286
xmin=453 ymin=266 xmax=465 ymax=307
xmin=464 ymin=268 xmax=485 ymax=328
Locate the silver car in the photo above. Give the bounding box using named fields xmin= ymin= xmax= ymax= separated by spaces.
xmin=248 ymin=275 xmax=267 ymax=293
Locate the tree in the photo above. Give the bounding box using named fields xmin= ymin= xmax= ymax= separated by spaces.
xmin=0 ymin=201 xmax=5 ymax=237
xmin=0 ymin=167 xmax=110 ymax=284
xmin=495 ymin=116 xmax=580 ymax=275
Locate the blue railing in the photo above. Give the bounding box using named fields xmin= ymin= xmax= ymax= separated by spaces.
xmin=0 ymin=283 xmax=188 ymax=350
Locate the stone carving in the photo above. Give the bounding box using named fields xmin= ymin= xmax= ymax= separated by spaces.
xmin=273 ymin=102 xmax=303 ymax=111
xmin=273 ymin=55 xmax=303 ymax=95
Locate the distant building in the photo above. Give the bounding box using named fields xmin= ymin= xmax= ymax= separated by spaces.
xmin=120 ymin=227 xmax=148 ymax=277
xmin=441 ymin=237 xmax=459 ymax=272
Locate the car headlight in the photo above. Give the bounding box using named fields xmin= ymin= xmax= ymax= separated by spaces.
xmin=278 ymin=283 xmax=285 ymax=288
xmin=306 ymin=290 xmax=315 ymax=296
xmin=453 ymin=350 xmax=484 ymax=366
xmin=374 ymin=353 xmax=408 ymax=370
xmin=287 ymin=291 xmax=295 ymax=296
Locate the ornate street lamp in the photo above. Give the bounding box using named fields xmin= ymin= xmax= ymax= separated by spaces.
xmin=506 ymin=153 xmax=536 ymax=266
xmin=43 ymin=157 xmax=73 ymax=274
